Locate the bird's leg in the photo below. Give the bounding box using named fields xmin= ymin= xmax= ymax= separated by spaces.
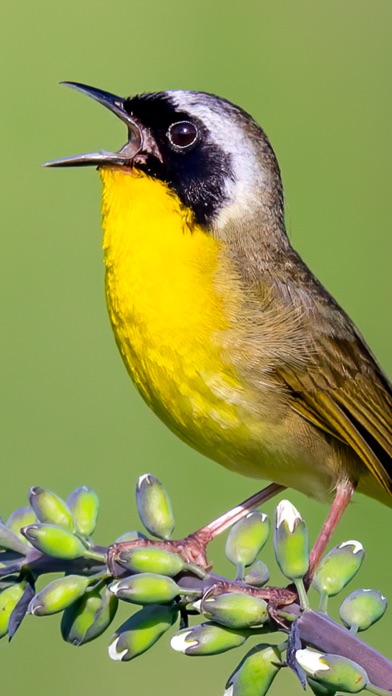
xmin=107 ymin=482 xmax=286 ymax=573
xmin=306 ymin=480 xmax=356 ymax=584
xmin=191 ymin=481 xmax=286 ymax=547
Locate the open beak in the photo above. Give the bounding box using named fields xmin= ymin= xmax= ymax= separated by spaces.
xmin=44 ymin=82 xmax=143 ymax=168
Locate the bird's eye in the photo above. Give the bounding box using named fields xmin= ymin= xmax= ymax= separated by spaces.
xmin=167 ymin=121 xmax=198 ymax=150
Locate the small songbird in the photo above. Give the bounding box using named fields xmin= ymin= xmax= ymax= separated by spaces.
xmin=47 ymin=83 xmax=392 ymax=570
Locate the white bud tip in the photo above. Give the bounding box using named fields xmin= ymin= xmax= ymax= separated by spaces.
xmin=108 ymin=636 xmax=128 ymax=661
xmin=29 ymin=603 xmax=42 ymax=616
xmin=223 ymin=686 xmax=234 ymax=696
xmin=339 ymin=540 xmax=364 ymax=554
xmin=296 ymin=649 xmax=329 ymax=675
xmin=192 ymin=600 xmax=202 ymax=613
xmin=170 ymin=630 xmax=197 ymax=653
xmin=276 ymin=500 xmax=302 ymax=532
xmin=109 ymin=581 xmax=120 ymax=595
xmin=246 ymin=511 xmax=268 ymax=523
xmin=137 ymin=474 xmax=153 ymax=488
xmin=362 ymin=589 xmax=386 ymax=600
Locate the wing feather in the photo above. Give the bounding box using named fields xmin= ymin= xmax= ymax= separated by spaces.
xmin=278 ymin=331 xmax=392 ymax=495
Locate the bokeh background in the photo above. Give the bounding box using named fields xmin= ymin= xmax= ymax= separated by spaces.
xmin=1 ymin=1 xmax=391 ymax=694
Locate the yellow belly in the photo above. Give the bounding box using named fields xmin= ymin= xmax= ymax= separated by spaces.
xmin=101 ymin=167 xmax=249 ymax=459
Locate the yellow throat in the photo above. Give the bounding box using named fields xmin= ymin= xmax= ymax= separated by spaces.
xmin=100 ymin=167 xmax=244 ymax=456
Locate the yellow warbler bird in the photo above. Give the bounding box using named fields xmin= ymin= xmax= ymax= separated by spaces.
xmin=47 ymin=83 xmax=392 ymax=571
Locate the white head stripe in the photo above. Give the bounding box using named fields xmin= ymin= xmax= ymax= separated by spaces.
xmin=166 ymin=91 xmax=266 ymax=223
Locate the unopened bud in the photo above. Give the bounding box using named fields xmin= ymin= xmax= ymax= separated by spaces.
xmin=28 ymin=575 xmax=90 ymax=616
xmin=200 ymin=592 xmax=268 ymax=629
xmin=110 ymin=573 xmax=181 ymax=605
xmin=117 ymin=546 xmax=185 ymax=577
xmin=108 ymin=604 xmax=178 ymax=661
xmin=21 ymin=524 xmax=88 ymax=559
xmin=245 ymin=560 xmax=270 ymax=587
xmin=67 ymin=486 xmax=99 ymax=537
xmin=6 ymin=506 xmax=37 ymax=544
xmin=0 ymin=582 xmax=26 ymax=638
xmin=29 ymin=487 xmax=74 ymax=530
xmin=115 ymin=530 xmax=146 ymax=543
xmin=312 ymin=541 xmax=364 ymax=597
xmin=274 ymin=500 xmax=308 ymax=580
xmin=308 ymin=677 xmax=337 ymax=695
xmin=0 ymin=522 xmax=30 ymax=554
xmin=296 ymin=649 xmax=368 ymax=693
xmin=171 ymin=621 xmax=247 ymax=655
xmin=225 ymin=643 xmax=282 ymax=696
xmin=226 ymin=512 xmax=270 ymax=580
xmin=61 ymin=587 xmax=118 ymax=645
xmin=339 ymin=588 xmax=387 ymax=632
xmin=136 ymin=474 xmax=175 ymax=540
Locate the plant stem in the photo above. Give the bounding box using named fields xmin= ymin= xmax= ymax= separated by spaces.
xmin=366 ymin=684 xmax=392 ymax=696
xmin=294 ymin=578 xmax=309 ymax=610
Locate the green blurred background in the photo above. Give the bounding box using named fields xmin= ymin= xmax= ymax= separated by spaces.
xmin=1 ymin=1 xmax=391 ymax=693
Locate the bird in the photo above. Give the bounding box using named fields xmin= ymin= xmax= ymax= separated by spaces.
xmin=47 ymin=83 xmax=392 ymax=574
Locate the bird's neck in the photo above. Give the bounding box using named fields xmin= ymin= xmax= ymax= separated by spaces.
xmin=213 ymin=198 xmax=291 ymax=286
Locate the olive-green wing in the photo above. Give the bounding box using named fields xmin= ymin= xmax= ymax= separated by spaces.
xmin=278 ymin=331 xmax=392 ymax=494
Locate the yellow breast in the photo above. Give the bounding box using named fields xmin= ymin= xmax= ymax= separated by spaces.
xmin=99 ymin=168 xmax=342 ymax=498
xmin=100 ymin=168 xmax=245 ymax=454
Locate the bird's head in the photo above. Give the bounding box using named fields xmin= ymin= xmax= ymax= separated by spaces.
xmin=47 ymin=83 xmax=284 ymax=233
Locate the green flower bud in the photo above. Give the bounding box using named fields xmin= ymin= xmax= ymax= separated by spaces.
xmin=200 ymin=592 xmax=268 ymax=629
xmin=29 ymin=487 xmax=74 ymax=530
xmin=115 ymin=530 xmax=146 ymax=543
xmin=21 ymin=524 xmax=88 ymax=559
xmin=0 ymin=582 xmax=26 ymax=638
xmin=244 ymin=560 xmax=270 ymax=587
xmin=274 ymin=500 xmax=308 ymax=580
xmin=312 ymin=541 xmax=365 ymax=597
xmin=6 ymin=506 xmax=37 ymax=544
xmin=28 ymin=575 xmax=90 ymax=616
xmin=225 ymin=512 xmax=270 ymax=578
xmin=108 ymin=604 xmax=178 ymax=661
xmin=110 ymin=573 xmax=181 ymax=605
xmin=225 ymin=643 xmax=282 ymax=696
xmin=117 ymin=546 xmax=185 ymax=577
xmin=136 ymin=474 xmax=175 ymax=540
xmin=67 ymin=487 xmax=99 ymax=537
xmin=308 ymin=678 xmax=336 ymax=696
xmin=339 ymin=588 xmax=387 ymax=632
xmin=0 ymin=521 xmax=30 ymax=554
xmin=296 ymin=649 xmax=368 ymax=693
xmin=61 ymin=587 xmax=118 ymax=645
xmin=171 ymin=621 xmax=247 ymax=655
